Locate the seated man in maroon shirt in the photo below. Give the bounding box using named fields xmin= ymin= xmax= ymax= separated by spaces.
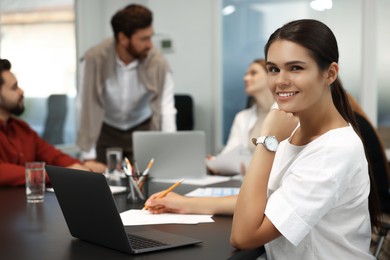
xmin=0 ymin=58 xmax=106 ymax=186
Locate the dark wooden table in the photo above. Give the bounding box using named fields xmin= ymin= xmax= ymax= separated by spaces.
xmin=0 ymin=179 xmax=259 ymax=260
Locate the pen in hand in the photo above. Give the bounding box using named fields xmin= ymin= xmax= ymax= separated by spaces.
xmin=143 ymin=178 xmax=184 ymax=210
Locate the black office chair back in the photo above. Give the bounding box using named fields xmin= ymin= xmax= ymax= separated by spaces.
xmin=354 ymin=112 xmax=390 ymax=258
xmin=174 ymin=94 xmax=194 ymax=130
xmin=42 ymin=94 xmax=68 ymax=145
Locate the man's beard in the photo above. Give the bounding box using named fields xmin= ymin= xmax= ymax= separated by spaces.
xmin=126 ymin=42 xmax=150 ymax=60
xmin=0 ymin=97 xmax=25 ymax=116
xmin=9 ymin=105 xmax=25 ymax=116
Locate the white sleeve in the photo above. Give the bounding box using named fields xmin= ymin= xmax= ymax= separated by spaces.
xmin=221 ymin=112 xmax=246 ymax=154
xmin=76 ymin=60 xmax=85 ymax=130
xmin=160 ymin=72 xmax=177 ymax=132
xmin=77 ymin=60 xmax=97 ymax=159
xmin=265 ymin=131 xmax=367 ymax=246
xmin=265 ymin=145 xmax=339 ymax=246
xmin=80 ymin=146 xmax=97 ymax=161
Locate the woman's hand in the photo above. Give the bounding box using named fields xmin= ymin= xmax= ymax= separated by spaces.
xmin=259 ymin=109 xmax=299 ymax=142
xmin=206 ymin=155 xmax=219 ymax=175
xmin=144 ymin=192 xmax=190 ymax=214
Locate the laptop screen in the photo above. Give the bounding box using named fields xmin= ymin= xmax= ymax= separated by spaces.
xmin=133 ymin=131 xmax=207 ymax=180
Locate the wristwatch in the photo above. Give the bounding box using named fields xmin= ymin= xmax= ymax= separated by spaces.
xmin=251 ymin=136 xmax=279 ymax=152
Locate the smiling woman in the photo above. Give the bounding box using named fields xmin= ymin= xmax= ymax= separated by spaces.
xmin=230 ymin=19 xmax=378 ymax=259
xmin=144 ymin=17 xmax=382 ymax=259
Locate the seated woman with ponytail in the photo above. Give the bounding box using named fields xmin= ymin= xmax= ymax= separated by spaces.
xmin=146 ymin=19 xmax=380 ymax=259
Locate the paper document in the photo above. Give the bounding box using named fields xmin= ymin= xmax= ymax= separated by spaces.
xmin=151 ymin=176 xmax=232 ymax=185
xmin=206 ymin=146 xmax=252 ymax=175
xmin=185 ymin=187 xmax=240 ymax=197
xmin=109 ymin=186 xmax=127 ymax=194
xmin=46 ymin=185 xmax=127 ymax=194
xmin=120 ymin=209 xmax=214 ymax=226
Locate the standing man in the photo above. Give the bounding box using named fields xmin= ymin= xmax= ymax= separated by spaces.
xmin=0 ymin=58 xmax=106 ymax=186
xmin=77 ymin=4 xmax=177 ymax=163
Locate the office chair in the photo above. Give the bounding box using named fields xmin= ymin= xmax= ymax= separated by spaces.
xmin=174 ymin=94 xmax=194 ymax=130
xmin=374 ymin=222 xmax=390 ymax=258
xmin=352 ymin=112 xmax=390 ymax=259
xmin=42 ymin=94 xmax=68 ymax=145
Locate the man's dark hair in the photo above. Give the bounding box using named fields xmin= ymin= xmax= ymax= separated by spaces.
xmin=111 ymin=4 xmax=153 ymax=42
xmin=0 ymin=59 xmax=11 ymax=88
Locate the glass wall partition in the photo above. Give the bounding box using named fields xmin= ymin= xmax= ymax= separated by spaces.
xmin=221 ymin=0 xmax=389 ymax=151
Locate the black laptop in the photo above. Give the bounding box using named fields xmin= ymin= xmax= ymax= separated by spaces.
xmin=46 ymin=165 xmax=202 ymax=254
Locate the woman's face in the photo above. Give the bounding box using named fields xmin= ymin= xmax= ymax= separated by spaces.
xmin=243 ymin=62 xmax=268 ymax=96
xmin=266 ymin=40 xmax=330 ymax=115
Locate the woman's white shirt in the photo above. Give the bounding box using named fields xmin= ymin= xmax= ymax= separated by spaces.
xmin=221 ymin=105 xmax=258 ymax=154
xmin=264 ymin=125 xmax=374 ymax=260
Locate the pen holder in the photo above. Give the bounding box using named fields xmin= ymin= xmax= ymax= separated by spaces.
xmin=127 ymin=174 xmax=149 ymax=203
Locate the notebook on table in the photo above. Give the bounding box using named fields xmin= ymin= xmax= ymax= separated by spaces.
xmin=133 ymin=131 xmax=208 ymax=180
xmin=46 ymin=165 xmax=202 ymax=254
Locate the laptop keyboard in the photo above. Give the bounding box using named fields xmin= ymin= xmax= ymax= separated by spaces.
xmin=127 ymin=233 xmax=170 ymax=250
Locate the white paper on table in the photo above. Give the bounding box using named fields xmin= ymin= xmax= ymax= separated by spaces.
xmin=185 ymin=187 xmax=240 ymax=197
xmin=120 ymin=209 xmax=214 ymax=226
xmin=151 ymin=176 xmax=232 ymax=185
xmin=109 ymin=186 xmax=127 ymax=194
xmin=46 ymin=185 xmax=127 ymax=194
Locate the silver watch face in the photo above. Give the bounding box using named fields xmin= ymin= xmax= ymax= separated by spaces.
xmin=265 ymin=136 xmax=278 ymax=152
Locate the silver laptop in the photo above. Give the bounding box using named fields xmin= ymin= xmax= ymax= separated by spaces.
xmin=46 ymin=165 xmax=202 ymax=254
xmin=133 ymin=131 xmax=207 ymax=180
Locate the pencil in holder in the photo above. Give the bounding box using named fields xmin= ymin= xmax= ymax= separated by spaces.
xmin=127 ymin=174 xmax=149 ymax=202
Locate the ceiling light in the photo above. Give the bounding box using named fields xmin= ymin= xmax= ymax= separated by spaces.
xmin=222 ymin=5 xmax=236 ymax=16
xmin=310 ymin=0 xmax=333 ymax=11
